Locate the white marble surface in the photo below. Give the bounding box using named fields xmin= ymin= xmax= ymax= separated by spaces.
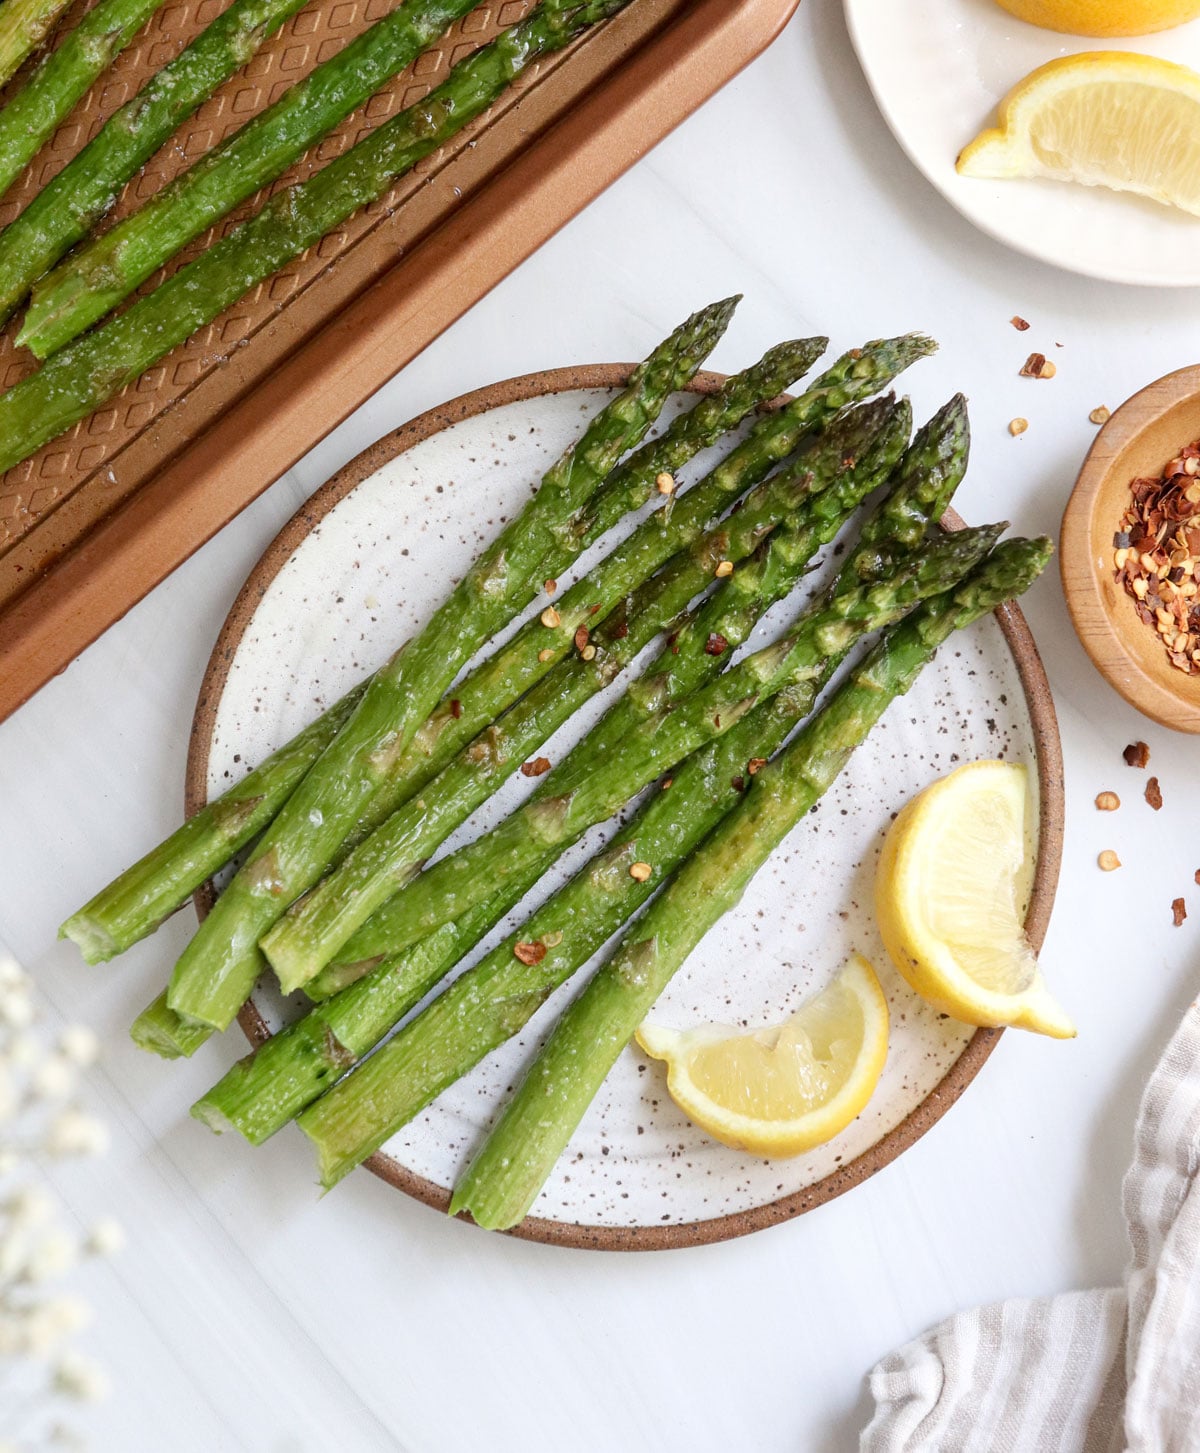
xmin=3 ymin=2 xmax=1200 ymax=1448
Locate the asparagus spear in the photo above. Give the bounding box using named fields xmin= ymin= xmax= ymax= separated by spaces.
xmin=194 ymin=401 xmax=967 ymax=1138
xmin=67 ymin=336 xmax=821 ymax=968
xmin=260 ymin=396 xmax=911 ymax=989
xmin=0 ymin=0 xmax=318 ymax=322
xmin=21 ymin=0 xmax=490 ymax=356
xmin=0 ymin=0 xmax=637 ymax=474
xmin=165 ymin=293 xmax=735 ymax=1032
xmin=278 ymin=522 xmax=1003 ymax=992
xmin=298 ymin=534 xmax=1028 ymax=1191
xmin=0 ymin=0 xmax=167 ymax=202
xmin=446 ymin=538 xmax=1053 ymax=1228
xmin=0 ymin=0 xmax=73 ymax=89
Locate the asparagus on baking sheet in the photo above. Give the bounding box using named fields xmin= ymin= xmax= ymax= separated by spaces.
xmin=0 ymin=0 xmax=74 ymax=90
xmin=0 ymin=0 xmax=637 ymax=473
xmin=19 ymin=0 xmax=489 ymax=357
xmin=447 ymin=538 xmax=1054 ymax=1230
xmin=0 ymin=0 xmax=318 ymax=320
xmin=0 ymin=0 xmax=167 ymax=200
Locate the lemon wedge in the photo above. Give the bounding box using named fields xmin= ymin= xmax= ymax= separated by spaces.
xmin=876 ymin=761 xmax=1074 ymax=1039
xmin=957 ymin=52 xmax=1200 ymax=218
xmin=635 ymin=954 xmax=889 ymax=1157
xmin=992 ymin=0 xmax=1200 ymax=37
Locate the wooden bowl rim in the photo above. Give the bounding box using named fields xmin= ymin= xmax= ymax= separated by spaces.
xmin=1061 ymin=362 xmax=1200 ymax=734
xmin=188 ymin=364 xmax=1065 ymax=1251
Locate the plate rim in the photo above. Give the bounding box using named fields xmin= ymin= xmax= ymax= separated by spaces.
xmin=187 ymin=364 xmax=1065 ymax=1251
xmin=842 ymin=0 xmax=1200 ymax=289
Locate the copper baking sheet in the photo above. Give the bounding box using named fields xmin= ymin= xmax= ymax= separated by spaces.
xmin=0 ymin=0 xmax=803 ymax=720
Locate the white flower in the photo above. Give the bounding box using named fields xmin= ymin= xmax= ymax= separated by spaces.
xmin=0 ymin=1150 xmax=17 ymax=1176
xmin=53 ymin=1350 xmax=109 ymax=1402
xmin=0 ymin=1311 xmax=28 ymax=1355
xmin=0 ymin=1227 xmax=29 ymax=1280
xmin=31 ymin=1056 xmax=76 ymax=1102
xmin=24 ymin=1295 xmax=90 ymax=1354
xmin=4 ymin=1032 xmax=39 ymax=1069
xmin=0 ymin=953 xmax=28 ymax=992
xmin=5 ymin=1184 xmax=54 ymax=1227
xmin=44 ymin=1110 xmax=109 ymax=1158
xmin=26 ymin=1229 xmax=78 ymax=1283
xmin=85 ymin=1218 xmax=123 ymax=1258
xmin=57 ymin=1027 xmax=98 ymax=1069
xmin=0 ymin=992 xmax=34 ymax=1031
xmin=0 ymin=1067 xmax=17 ymax=1124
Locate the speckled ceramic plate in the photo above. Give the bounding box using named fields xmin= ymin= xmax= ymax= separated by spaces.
xmin=845 ymin=0 xmax=1200 ymax=287
xmin=189 ymin=366 xmax=1063 ymax=1250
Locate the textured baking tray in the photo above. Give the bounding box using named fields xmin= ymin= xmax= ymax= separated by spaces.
xmin=0 ymin=0 xmax=802 ymax=721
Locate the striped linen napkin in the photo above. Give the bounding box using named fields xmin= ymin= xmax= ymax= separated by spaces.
xmin=862 ymin=998 xmax=1200 ymax=1452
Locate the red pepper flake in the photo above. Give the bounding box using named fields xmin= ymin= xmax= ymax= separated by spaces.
xmin=661 ymin=776 xmax=673 ymax=791
xmin=589 ymin=604 xmax=601 ymax=615
xmin=704 ymin=632 xmax=728 ymax=656
xmin=521 ymin=756 xmax=552 ymax=778
xmin=731 ymin=775 xmax=746 ymax=792
xmin=1011 ymin=315 xmax=1030 ymax=331
xmin=574 ymin=625 xmax=590 ymax=652
xmin=1173 ymin=897 xmax=1187 ymax=927
xmin=1123 ymin=741 xmax=1150 ymax=768
xmin=1145 ymin=776 xmax=1163 ymax=810
xmin=611 ymin=618 xmax=629 ymax=640
xmin=747 ymin=757 xmax=767 ymax=776
xmin=1194 ymin=869 xmax=1200 ymax=886
xmin=449 ymin=699 xmax=462 ymax=720
xmin=513 ymin=940 xmax=547 ymax=965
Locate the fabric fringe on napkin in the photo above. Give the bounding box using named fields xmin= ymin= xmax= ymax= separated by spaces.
xmin=862 ymin=998 xmax=1200 ymax=1453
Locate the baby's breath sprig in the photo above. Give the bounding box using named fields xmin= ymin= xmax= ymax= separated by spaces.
xmin=0 ymin=950 xmax=117 ymax=1447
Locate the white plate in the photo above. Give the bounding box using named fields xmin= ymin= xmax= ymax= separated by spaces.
xmin=844 ymin=0 xmax=1200 ymax=286
xmin=194 ymin=372 xmax=1061 ymax=1247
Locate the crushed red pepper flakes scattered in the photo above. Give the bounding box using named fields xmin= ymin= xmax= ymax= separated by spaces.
xmin=1009 ymin=417 xmax=1028 ymax=437
xmin=611 ymin=619 xmax=629 ymax=639
xmin=1098 ymin=850 xmax=1121 ymax=871
xmin=1145 ymin=777 xmax=1163 ymax=810
xmin=715 ymin=561 xmax=733 ymax=578
xmin=513 ymin=941 xmax=547 ymax=965
xmin=449 ymin=699 xmax=462 ymax=720
xmin=1124 ymin=741 xmax=1150 ymax=768
xmin=544 ymin=578 xmax=557 ymax=595
xmin=629 ymin=862 xmax=652 ymax=882
xmin=1173 ymin=898 xmax=1187 ymax=927
xmin=1011 ymin=315 xmax=1030 ymax=331
xmin=574 ymin=625 xmax=590 ymax=652
xmin=1194 ymin=869 xmax=1200 ymax=886
xmin=704 ymin=632 xmax=728 ymax=656
xmin=1095 ymin=791 xmax=1119 ymax=811
xmin=540 ymin=606 xmax=560 ymax=629
xmin=747 ymin=757 xmax=767 ymax=776
xmin=538 ymin=647 xmax=554 ymax=663
xmin=1114 ymin=439 xmax=1200 ymax=675
xmin=520 ymin=756 xmax=551 ymax=778
xmin=731 ymin=775 xmax=746 ymax=792
xmin=1089 ymin=406 xmax=1111 ymax=426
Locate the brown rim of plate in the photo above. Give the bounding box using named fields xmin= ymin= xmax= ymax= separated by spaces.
xmin=188 ymin=364 xmax=1064 ymax=1252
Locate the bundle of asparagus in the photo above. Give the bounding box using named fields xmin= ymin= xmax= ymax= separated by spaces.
xmin=59 ymin=289 xmax=1048 ymax=1225
xmin=0 ymin=0 xmax=635 ymax=472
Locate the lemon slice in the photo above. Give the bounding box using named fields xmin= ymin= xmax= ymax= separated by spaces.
xmin=635 ymin=954 xmax=889 ymax=1157
xmin=876 ymin=761 xmax=1074 ymax=1039
xmin=992 ymin=0 xmax=1200 ymax=37
xmin=957 ymin=52 xmax=1200 ymax=218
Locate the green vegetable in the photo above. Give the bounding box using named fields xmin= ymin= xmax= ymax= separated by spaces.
xmin=261 ymin=394 xmax=910 ymax=991
xmin=165 ymin=291 xmax=734 ymax=1033
xmin=0 ymin=0 xmax=637 ymax=473
xmin=195 ymin=397 xmax=970 ymax=1143
xmin=290 ymin=522 xmax=1001 ymax=988
xmin=67 ymin=336 xmax=822 ymax=970
xmin=0 ymin=0 xmax=315 ymax=322
xmin=20 ymin=0 xmax=488 ymax=357
xmin=0 ymin=0 xmax=74 ymax=89
xmin=0 ymin=0 xmax=167 ymax=201
xmin=448 ymin=537 xmax=1054 ymax=1229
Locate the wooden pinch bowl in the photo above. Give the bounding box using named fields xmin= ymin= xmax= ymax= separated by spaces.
xmin=1061 ymin=364 xmax=1200 ymax=734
